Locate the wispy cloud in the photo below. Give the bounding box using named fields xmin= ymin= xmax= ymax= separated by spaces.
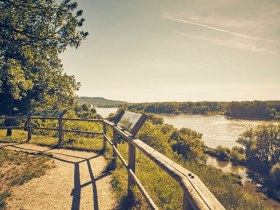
xmin=176 ymin=31 xmax=278 ymax=54
xmin=165 ymin=17 xmax=280 ymax=43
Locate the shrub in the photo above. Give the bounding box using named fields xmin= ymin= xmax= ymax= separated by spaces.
xmin=270 ymin=163 xmax=280 ymax=189
xmin=230 ymin=146 xmax=246 ymax=165
xmin=215 ymin=146 xmax=231 ymax=161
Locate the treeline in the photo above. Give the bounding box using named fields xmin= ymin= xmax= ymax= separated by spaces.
xmin=225 ymin=101 xmax=280 ymax=119
xmin=127 ymin=102 xmax=227 ymax=114
xmin=125 ymin=101 xmax=280 ymax=119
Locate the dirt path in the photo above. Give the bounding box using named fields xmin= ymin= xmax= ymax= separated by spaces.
xmin=0 ymin=143 xmax=116 ymax=210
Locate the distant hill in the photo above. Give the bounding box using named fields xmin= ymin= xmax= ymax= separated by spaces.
xmin=77 ymin=97 xmax=127 ymax=108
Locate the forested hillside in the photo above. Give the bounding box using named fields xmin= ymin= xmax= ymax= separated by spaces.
xmin=77 ymin=97 xmax=127 ymax=107
xmin=225 ymin=101 xmax=280 ymax=119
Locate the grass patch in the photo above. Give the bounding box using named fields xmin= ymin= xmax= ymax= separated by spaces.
xmin=0 ymin=130 xmax=104 ymax=153
xmin=0 ymin=149 xmax=53 ymax=209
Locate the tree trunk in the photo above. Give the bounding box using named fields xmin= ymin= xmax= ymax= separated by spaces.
xmin=4 ymin=119 xmax=13 ymax=136
xmin=6 ymin=128 xmax=12 ymax=136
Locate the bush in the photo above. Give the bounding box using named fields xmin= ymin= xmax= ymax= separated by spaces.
xmin=237 ymin=123 xmax=280 ymax=174
xmin=230 ymin=146 xmax=246 ymax=165
xmin=270 ymin=163 xmax=280 ymax=189
xmin=215 ymin=146 xmax=231 ymax=161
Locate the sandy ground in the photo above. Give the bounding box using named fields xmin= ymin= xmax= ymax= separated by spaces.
xmin=0 ymin=143 xmax=116 ymax=210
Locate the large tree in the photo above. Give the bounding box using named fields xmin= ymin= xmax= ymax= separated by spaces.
xmin=0 ymin=0 xmax=88 ymax=135
xmin=237 ymin=124 xmax=280 ymax=173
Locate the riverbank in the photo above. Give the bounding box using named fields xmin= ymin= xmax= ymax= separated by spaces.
xmin=206 ymin=156 xmax=280 ymax=209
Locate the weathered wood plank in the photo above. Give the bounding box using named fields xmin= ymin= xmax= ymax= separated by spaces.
xmin=103 ymin=122 xmax=107 ymax=151
xmin=105 ymin=135 xmax=158 ymax=210
xmin=62 ymin=118 xmax=103 ymax=122
xmin=27 ymin=116 xmax=31 ymax=142
xmin=128 ymin=142 xmax=136 ymax=195
xmin=0 ymin=126 xmax=26 ymax=129
xmin=60 ymin=129 xmax=103 ymax=135
xmin=0 ymin=116 xmax=28 ymax=120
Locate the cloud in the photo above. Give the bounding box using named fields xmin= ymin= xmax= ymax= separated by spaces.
xmin=176 ymin=31 xmax=278 ymax=54
xmin=165 ymin=17 xmax=280 ymax=43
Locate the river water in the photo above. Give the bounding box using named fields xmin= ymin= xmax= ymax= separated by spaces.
xmin=96 ymin=108 xmax=268 ymax=149
xmin=95 ymin=108 xmax=118 ymax=118
xmin=160 ymin=114 xmax=268 ymax=148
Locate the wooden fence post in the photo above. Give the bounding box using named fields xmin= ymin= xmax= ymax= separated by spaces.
xmin=27 ymin=116 xmax=31 ymax=142
xmin=183 ymin=190 xmax=192 ymax=210
xmin=112 ymin=128 xmax=118 ymax=167
xmin=58 ymin=117 xmax=63 ymax=146
xmin=103 ymin=121 xmax=107 ymax=151
xmin=128 ymin=142 xmax=136 ymax=196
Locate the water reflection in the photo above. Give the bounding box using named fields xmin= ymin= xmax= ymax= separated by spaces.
xmin=206 ymin=156 xmax=280 ymax=209
xmin=206 ymin=156 xmax=250 ymax=184
xmin=95 ymin=108 xmax=118 ymax=118
xmin=161 ymin=114 xmax=267 ymax=148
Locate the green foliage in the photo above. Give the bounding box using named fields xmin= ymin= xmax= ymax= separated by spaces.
xmin=73 ymin=103 xmax=101 ymax=119
xmin=138 ymin=120 xmax=175 ymax=156
xmin=169 ymin=128 xmax=205 ymax=161
xmin=270 ymin=163 xmax=280 ymax=189
xmin=215 ymin=146 xmax=231 ymax=161
xmin=238 ymin=123 xmax=280 ymax=173
xmin=127 ymin=101 xmax=227 ymax=115
xmin=0 ymin=0 xmax=88 ymax=132
xmin=126 ymin=101 xmax=280 ymax=120
xmin=77 ymin=97 xmax=127 ymax=108
xmin=145 ymin=113 xmax=164 ymax=125
xmin=225 ymin=101 xmax=280 ymax=119
xmin=230 ymin=146 xmax=246 ymax=165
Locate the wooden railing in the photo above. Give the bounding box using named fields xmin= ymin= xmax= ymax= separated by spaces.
xmin=0 ymin=116 xmax=225 ymax=210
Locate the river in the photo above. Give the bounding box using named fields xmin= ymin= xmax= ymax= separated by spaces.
xmin=95 ymin=108 xmax=118 ymax=118
xmin=161 ymin=114 xmax=268 ymax=148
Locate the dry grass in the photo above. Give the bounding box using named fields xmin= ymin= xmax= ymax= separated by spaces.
xmin=0 ymin=149 xmax=53 ymax=209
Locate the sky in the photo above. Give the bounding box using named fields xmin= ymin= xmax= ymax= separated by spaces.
xmin=60 ymin=0 xmax=280 ymax=102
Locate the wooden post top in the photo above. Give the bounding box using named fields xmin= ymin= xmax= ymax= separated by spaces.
xmin=30 ymin=109 xmax=67 ymax=118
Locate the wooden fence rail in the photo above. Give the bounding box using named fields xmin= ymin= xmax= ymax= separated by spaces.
xmin=0 ymin=116 xmax=224 ymax=210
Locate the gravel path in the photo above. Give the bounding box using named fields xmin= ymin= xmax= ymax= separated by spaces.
xmin=0 ymin=143 xmax=116 ymax=210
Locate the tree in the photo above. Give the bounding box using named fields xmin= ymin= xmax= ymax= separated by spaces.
xmin=0 ymin=0 xmax=88 ymax=135
xmin=215 ymin=146 xmax=231 ymax=161
xmin=237 ymin=124 xmax=280 ymax=173
xmin=170 ymin=128 xmax=205 ymax=160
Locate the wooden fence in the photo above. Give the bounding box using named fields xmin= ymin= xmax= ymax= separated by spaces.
xmin=0 ymin=115 xmax=225 ymax=210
